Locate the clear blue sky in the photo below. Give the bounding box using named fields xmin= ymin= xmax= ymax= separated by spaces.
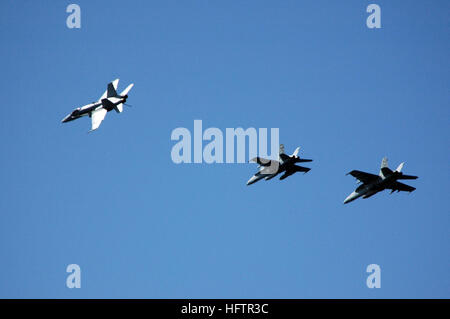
xmin=0 ymin=1 xmax=448 ymax=298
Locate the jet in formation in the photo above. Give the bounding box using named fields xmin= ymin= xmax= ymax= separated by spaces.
xmin=246 ymin=144 xmax=313 ymax=185
xmin=344 ymin=157 xmax=418 ymax=204
xmin=62 ymin=79 xmax=134 ymax=132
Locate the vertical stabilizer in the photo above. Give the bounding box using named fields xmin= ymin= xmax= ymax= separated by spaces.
xmin=379 ymin=157 xmax=388 ymax=176
xmin=106 ymin=79 xmax=119 ymax=98
xmin=98 ymin=78 xmax=119 ymax=101
xmin=111 ymin=78 xmax=119 ymax=91
xmin=395 ymin=162 xmax=404 ymax=173
xmin=292 ymin=147 xmax=300 ymax=157
xmin=120 ymin=83 xmax=134 ymax=97
xmin=278 ymin=144 xmax=285 ymax=162
xmin=279 ymin=144 xmax=285 ymax=155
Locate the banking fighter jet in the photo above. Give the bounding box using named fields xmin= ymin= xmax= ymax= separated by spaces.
xmin=247 ymin=144 xmax=312 ymax=185
xmin=344 ymin=157 xmax=418 ymax=204
xmin=62 ymin=79 xmax=134 ymax=132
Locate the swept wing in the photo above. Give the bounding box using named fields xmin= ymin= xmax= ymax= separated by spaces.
xmin=90 ymin=108 xmax=107 ymax=132
xmin=347 ymin=170 xmax=379 ymax=184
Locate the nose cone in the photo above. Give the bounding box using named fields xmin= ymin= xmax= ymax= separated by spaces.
xmin=344 ymin=191 xmax=359 ymax=204
xmin=247 ymin=174 xmax=265 ymax=186
xmin=247 ymin=175 xmax=258 ymax=186
xmin=61 ymin=115 xmax=71 ymax=123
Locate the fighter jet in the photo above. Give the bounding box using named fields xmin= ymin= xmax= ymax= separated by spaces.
xmin=246 ymin=144 xmax=312 ymax=185
xmin=344 ymin=157 xmax=418 ymax=204
xmin=61 ymin=79 xmax=134 ymax=132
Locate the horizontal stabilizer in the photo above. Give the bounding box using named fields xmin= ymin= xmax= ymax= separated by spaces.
xmin=293 ymin=166 xmax=311 ymax=173
xmin=387 ymin=181 xmax=416 ymax=192
xmin=114 ymin=103 xmax=123 ymax=113
xmin=397 ymin=174 xmax=418 ymax=180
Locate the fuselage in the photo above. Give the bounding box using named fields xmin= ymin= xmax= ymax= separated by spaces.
xmin=61 ymin=102 xmax=101 ymax=123
xmin=61 ymin=96 xmax=127 ymax=123
xmin=246 ymin=156 xmax=302 ymax=185
xmin=343 ymin=173 xmax=399 ymax=204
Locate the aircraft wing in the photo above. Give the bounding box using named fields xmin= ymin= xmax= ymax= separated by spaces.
xmin=280 ymin=170 xmax=295 ymax=180
xmin=250 ymin=157 xmax=274 ymax=167
xmin=347 ymin=170 xmax=379 ymax=183
xmin=280 ymin=165 xmax=310 ymax=180
xmin=259 ymin=162 xmax=280 ymax=175
xmin=387 ymin=181 xmax=416 ymax=192
xmin=90 ymin=108 xmax=107 ymax=132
